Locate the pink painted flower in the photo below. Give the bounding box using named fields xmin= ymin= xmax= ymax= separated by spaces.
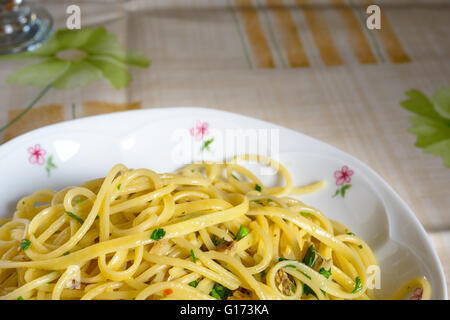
xmin=410 ymin=287 xmax=423 ymax=300
xmin=334 ymin=165 xmax=354 ymax=186
xmin=28 ymin=144 xmax=46 ymax=165
xmin=190 ymin=121 xmax=209 ymax=141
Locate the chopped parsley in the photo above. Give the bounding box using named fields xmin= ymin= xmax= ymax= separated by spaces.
xmin=209 ymin=283 xmax=232 ymax=300
xmin=16 ymin=296 xmax=24 ymax=300
xmin=302 ymin=245 xmax=316 ymax=268
xmin=211 ymin=235 xmax=225 ymax=246
xmin=278 ymin=257 xmax=288 ymax=261
xmin=300 ymin=211 xmax=310 ymax=217
xmin=20 ymin=238 xmax=31 ymax=251
xmin=235 ymin=225 xmax=249 ymax=241
xmin=150 ymin=228 xmax=166 ymax=241
xmin=254 ymin=184 xmax=262 ymax=192
xmin=231 ymin=174 xmax=239 ymax=181
xmin=303 ymin=284 xmax=317 ymax=299
xmin=251 ymin=198 xmax=273 ymax=205
xmin=75 ymin=197 xmax=82 ymax=204
xmin=65 ymin=211 xmax=84 ymax=224
xmin=291 ymin=282 xmax=296 ymax=293
xmin=190 ymin=249 xmax=197 ymax=263
xmin=260 ymin=270 xmax=267 ymax=279
xmin=358 ymin=245 xmax=363 ymax=249
xmin=352 ymin=277 xmax=362 ymax=293
xmin=188 ymin=280 xmax=198 ymax=288
xmin=346 ymin=232 xmax=356 ymax=236
xmin=63 ymin=251 xmax=70 ymax=256
xmin=300 ymin=271 xmax=311 ymax=280
xmin=319 ymin=267 xmax=331 ymax=279
xmin=117 ymin=184 xmax=121 ymax=190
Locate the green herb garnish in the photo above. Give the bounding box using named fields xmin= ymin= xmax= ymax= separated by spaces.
xmin=188 ymin=280 xmax=198 ymax=288
xmin=300 ymin=271 xmax=311 ymax=280
xmin=319 ymin=267 xmax=331 ymax=279
xmin=303 ymin=284 xmax=318 ymax=299
xmin=117 ymin=184 xmax=121 ymax=190
xmin=358 ymin=245 xmax=363 ymax=249
xmin=254 ymin=184 xmax=262 ymax=192
xmin=211 ymin=235 xmax=225 ymax=246
xmin=20 ymin=238 xmax=31 ymax=251
xmin=17 ymin=296 xmax=24 ymax=300
xmin=302 ymin=245 xmax=316 ymax=268
xmin=209 ymin=283 xmax=232 ymax=300
xmin=352 ymin=277 xmax=362 ymax=293
xmin=235 ymin=225 xmax=249 ymax=241
xmin=65 ymin=211 xmax=84 ymax=224
xmin=300 ymin=211 xmax=310 ymax=217
xmin=346 ymin=232 xmax=356 ymax=236
xmin=150 ymin=228 xmax=166 ymax=241
xmin=63 ymin=251 xmax=70 ymax=256
xmin=190 ymin=249 xmax=197 ymax=263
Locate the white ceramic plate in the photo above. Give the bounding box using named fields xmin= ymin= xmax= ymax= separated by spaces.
xmin=0 ymin=107 xmax=446 ymax=299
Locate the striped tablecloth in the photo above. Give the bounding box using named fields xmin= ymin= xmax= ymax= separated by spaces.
xmin=0 ymin=0 xmax=449 ymax=296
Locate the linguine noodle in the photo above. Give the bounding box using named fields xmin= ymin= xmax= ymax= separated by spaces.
xmin=0 ymin=155 xmax=431 ymax=300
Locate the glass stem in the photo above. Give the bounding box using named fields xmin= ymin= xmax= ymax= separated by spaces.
xmin=0 ymin=82 xmax=53 ymax=134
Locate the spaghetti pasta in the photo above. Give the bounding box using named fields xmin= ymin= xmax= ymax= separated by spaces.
xmin=0 ymin=155 xmax=431 ymax=300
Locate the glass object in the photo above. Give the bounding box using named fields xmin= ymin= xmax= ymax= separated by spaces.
xmin=0 ymin=0 xmax=52 ymax=55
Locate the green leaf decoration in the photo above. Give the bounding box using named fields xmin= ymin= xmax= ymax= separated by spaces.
xmin=3 ymin=26 xmax=150 ymax=90
xmin=87 ymin=57 xmax=132 ymax=88
xmin=201 ymin=138 xmax=214 ymax=152
xmin=400 ymin=90 xmax=444 ymax=122
xmin=341 ymin=184 xmax=351 ymax=197
xmin=45 ymin=155 xmax=57 ymax=176
xmin=7 ymin=60 xmax=70 ymax=87
xmin=433 ymin=87 xmax=450 ymax=120
xmin=423 ymin=140 xmax=450 ymax=168
xmin=52 ymin=60 xmax=101 ymax=89
xmin=401 ymin=87 xmax=450 ymax=168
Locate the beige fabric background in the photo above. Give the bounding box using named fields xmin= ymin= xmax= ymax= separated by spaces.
xmin=0 ymin=0 xmax=449 ymax=296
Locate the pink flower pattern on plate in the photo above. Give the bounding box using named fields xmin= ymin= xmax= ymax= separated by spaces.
xmin=410 ymin=287 xmax=423 ymax=300
xmin=190 ymin=121 xmax=214 ymax=152
xmin=334 ymin=165 xmax=354 ymax=186
xmin=332 ymin=165 xmax=354 ymax=198
xmin=27 ymin=144 xmax=57 ymax=176
xmin=190 ymin=121 xmax=209 ymax=141
xmin=28 ymin=144 xmax=46 ymax=165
